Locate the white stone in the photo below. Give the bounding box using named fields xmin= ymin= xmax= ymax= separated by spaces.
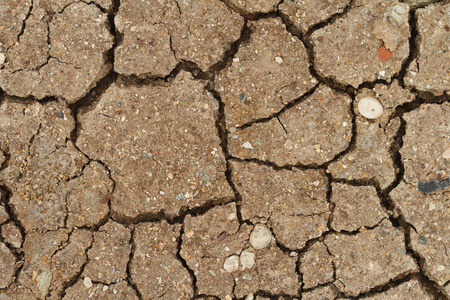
xmin=83 ymin=277 xmax=93 ymax=288
xmin=275 ymin=56 xmax=283 ymax=64
xmin=245 ymin=294 xmax=254 ymax=300
xmin=249 ymin=223 xmax=272 ymax=250
xmin=240 ymin=249 xmax=256 ymax=269
xmin=358 ymin=97 xmax=383 ymax=119
xmin=224 ymin=255 xmax=240 ymax=273
xmin=0 ymin=53 xmax=5 ymax=65
xmin=443 ymin=147 xmax=450 ymax=158
xmin=242 ymin=142 xmax=253 ymax=149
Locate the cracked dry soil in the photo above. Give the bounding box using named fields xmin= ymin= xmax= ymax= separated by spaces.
xmin=0 ymin=0 xmax=449 ymax=299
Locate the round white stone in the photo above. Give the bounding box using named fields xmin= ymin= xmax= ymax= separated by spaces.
xmin=443 ymin=148 xmax=450 ymax=158
xmin=83 ymin=277 xmax=93 ymax=288
xmin=358 ymin=96 xmax=383 ymax=119
xmin=249 ymin=223 xmax=272 ymax=250
xmin=223 ymin=255 xmax=240 ymax=273
xmin=0 ymin=53 xmax=5 ymax=65
xmin=240 ymin=249 xmax=256 ymax=269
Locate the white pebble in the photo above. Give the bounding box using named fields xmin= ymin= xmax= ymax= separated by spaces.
xmin=275 ymin=56 xmax=283 ymax=64
xmin=240 ymin=249 xmax=256 ymax=269
xmin=102 ymin=285 xmax=108 ymax=291
xmin=249 ymin=223 xmax=272 ymax=250
xmin=83 ymin=277 xmax=93 ymax=288
xmin=224 ymin=255 xmax=240 ymax=273
xmin=245 ymin=294 xmax=254 ymax=300
xmin=358 ymin=96 xmax=383 ymax=119
xmin=0 ymin=53 xmax=5 ymax=65
xmin=242 ymin=142 xmax=253 ymax=149
xmin=443 ymin=148 xmax=450 ymax=158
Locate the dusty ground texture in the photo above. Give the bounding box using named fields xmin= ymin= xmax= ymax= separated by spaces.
xmin=0 ymin=0 xmax=449 ymax=299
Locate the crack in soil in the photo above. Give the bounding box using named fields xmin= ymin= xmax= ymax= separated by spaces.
xmin=0 ymin=0 xmax=448 ymax=298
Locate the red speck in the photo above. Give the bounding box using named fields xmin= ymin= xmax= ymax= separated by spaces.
xmin=339 ymin=208 xmax=349 ymax=219
xmin=100 ymin=194 xmax=112 ymax=204
xmin=378 ymin=41 xmax=393 ymax=61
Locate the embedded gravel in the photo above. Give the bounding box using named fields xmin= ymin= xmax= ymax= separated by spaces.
xmin=0 ymin=0 xmax=448 ymax=299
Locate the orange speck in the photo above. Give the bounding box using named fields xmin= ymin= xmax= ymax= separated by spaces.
xmin=378 ymin=44 xmax=393 ymax=61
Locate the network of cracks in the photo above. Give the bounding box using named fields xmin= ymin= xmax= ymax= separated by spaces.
xmin=0 ymin=0 xmax=449 ymax=299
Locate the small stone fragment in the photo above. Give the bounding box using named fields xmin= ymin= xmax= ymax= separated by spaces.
xmin=83 ymin=277 xmax=92 ymax=288
xmin=312 ymin=0 xmax=410 ymax=87
xmin=224 ymin=255 xmax=240 ymax=273
xmin=83 ymin=221 xmax=131 ymax=284
xmin=0 ymin=242 xmax=16 ymax=289
xmin=358 ymin=97 xmax=384 ymax=119
xmin=228 ymin=85 xmax=352 ymax=166
xmin=325 ymin=220 xmax=417 ymax=296
xmin=330 ymin=183 xmax=387 ymax=232
xmin=299 ymin=242 xmax=334 ymax=289
xmin=405 ymin=3 xmax=450 ymax=94
xmin=363 ymin=279 xmax=432 ymax=299
xmin=1 ymin=222 xmax=22 ymax=248
xmin=443 ymin=148 xmax=450 ymax=159
xmin=240 ymin=249 xmax=256 ymax=270
xmin=0 ymin=53 xmax=4 ymax=65
xmin=242 ymin=142 xmax=253 ymax=149
xmin=249 ymin=224 xmax=272 ymax=250
xmin=280 ymin=0 xmax=351 ymax=33
xmin=216 ymin=18 xmax=315 ymax=128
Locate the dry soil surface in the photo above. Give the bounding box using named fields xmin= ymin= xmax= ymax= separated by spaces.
xmin=0 ymin=0 xmax=449 ymax=299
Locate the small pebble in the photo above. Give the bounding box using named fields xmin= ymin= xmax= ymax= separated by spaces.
xmin=83 ymin=277 xmax=93 ymax=288
xmin=245 ymin=294 xmax=254 ymax=300
xmin=0 ymin=53 xmax=4 ymax=65
xmin=242 ymin=141 xmax=253 ymax=149
xmin=249 ymin=223 xmax=272 ymax=250
xmin=240 ymin=249 xmax=256 ymax=269
xmin=275 ymin=56 xmax=283 ymax=64
xmin=358 ymin=97 xmax=383 ymax=119
xmin=103 ymin=285 xmax=108 ymax=291
xmin=224 ymin=255 xmax=240 ymax=272
xmin=443 ymin=147 xmax=450 ymax=158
